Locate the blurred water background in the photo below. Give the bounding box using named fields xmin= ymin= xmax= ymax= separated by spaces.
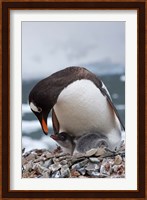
xmin=22 ymin=21 xmax=125 ymax=151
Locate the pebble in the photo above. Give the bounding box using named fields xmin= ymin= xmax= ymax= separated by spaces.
xmin=32 ymin=163 xmax=48 ymax=174
xmin=85 ymin=148 xmax=97 ymax=157
xmin=26 ymin=153 xmax=36 ymax=161
xmin=42 ymin=171 xmax=50 ymax=178
xmin=117 ymin=165 xmax=125 ymax=175
xmin=42 ymin=159 xmax=53 ymax=168
xmin=34 ymin=157 xmax=46 ymax=163
xmin=112 ymin=165 xmax=118 ymax=173
xmin=114 ymin=155 xmax=122 ymax=165
xmin=71 ymin=170 xmax=81 ymax=177
xmin=61 ymin=165 xmax=70 ymax=177
xmin=71 ymin=159 xmax=88 ymax=170
xmin=45 ymin=152 xmax=53 ymax=158
xmin=89 ymin=157 xmax=100 ymax=163
xmin=60 ymin=160 xmax=68 ymax=165
xmin=53 ymin=157 xmax=60 ymax=163
xmin=86 ymin=163 xmax=99 ymax=171
xmin=24 ymin=161 xmax=33 ymax=171
xmin=100 ymin=161 xmax=112 ymax=176
xmin=77 ymin=167 xmax=86 ymax=175
xmin=49 ymin=163 xmax=61 ymax=172
xmin=51 ymin=170 xmax=61 ymax=178
xmin=95 ymin=147 xmax=106 ymax=156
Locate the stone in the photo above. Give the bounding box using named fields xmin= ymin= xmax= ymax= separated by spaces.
xmin=26 ymin=153 xmax=36 ymax=161
xmin=85 ymin=148 xmax=97 ymax=157
xmin=32 ymin=163 xmax=48 ymax=174
xmin=51 ymin=170 xmax=61 ymax=178
xmin=53 ymin=157 xmax=59 ymax=163
xmin=42 ymin=171 xmax=50 ymax=178
xmin=73 ymin=152 xmax=86 ymax=158
xmin=100 ymin=162 xmax=112 ymax=176
xmin=71 ymin=159 xmax=88 ymax=170
xmin=95 ymin=147 xmax=106 ymax=156
xmin=34 ymin=157 xmax=46 ymax=163
xmin=45 ymin=152 xmax=53 ymax=158
xmin=89 ymin=157 xmax=100 ymax=163
xmin=61 ymin=165 xmax=70 ymax=178
xmin=42 ymin=159 xmax=53 ymax=168
xmin=71 ymin=170 xmax=81 ymax=177
xmin=77 ymin=167 xmax=86 ymax=176
xmin=60 ymin=160 xmax=68 ymax=165
xmin=49 ymin=163 xmax=61 ymax=172
xmin=117 ymin=165 xmax=125 ymax=175
xmin=112 ymin=165 xmax=118 ymax=173
xmin=114 ymin=155 xmax=122 ymax=165
xmin=85 ymin=162 xmax=99 ymax=171
xmin=55 ymin=152 xmax=68 ymax=158
xmin=24 ymin=161 xmax=33 ymax=171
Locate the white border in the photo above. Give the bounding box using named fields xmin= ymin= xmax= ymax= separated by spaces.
xmin=10 ymin=10 xmax=137 ymax=190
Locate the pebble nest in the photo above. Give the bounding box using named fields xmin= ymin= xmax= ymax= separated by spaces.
xmin=22 ymin=142 xmax=125 ymax=178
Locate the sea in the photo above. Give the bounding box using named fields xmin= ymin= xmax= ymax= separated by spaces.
xmin=22 ymin=69 xmax=125 ymax=152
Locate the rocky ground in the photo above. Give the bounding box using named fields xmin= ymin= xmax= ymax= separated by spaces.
xmin=22 ymin=141 xmax=125 ymax=178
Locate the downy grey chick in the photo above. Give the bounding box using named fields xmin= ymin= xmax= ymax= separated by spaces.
xmin=74 ymin=132 xmax=109 ymax=154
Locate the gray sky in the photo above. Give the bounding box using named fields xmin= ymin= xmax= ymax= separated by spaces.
xmin=22 ymin=21 xmax=125 ymax=80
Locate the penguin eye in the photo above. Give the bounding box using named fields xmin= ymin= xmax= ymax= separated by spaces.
xmin=38 ymin=107 xmax=42 ymax=113
xmin=59 ymin=134 xmax=66 ymax=141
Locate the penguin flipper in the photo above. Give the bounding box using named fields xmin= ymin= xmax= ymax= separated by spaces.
xmin=52 ymin=108 xmax=60 ymax=134
xmin=93 ymin=77 xmax=125 ymax=131
xmin=100 ymin=85 xmax=125 ymax=131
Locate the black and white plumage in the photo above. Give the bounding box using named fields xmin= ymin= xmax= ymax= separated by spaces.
xmin=29 ymin=66 xmax=125 ymax=150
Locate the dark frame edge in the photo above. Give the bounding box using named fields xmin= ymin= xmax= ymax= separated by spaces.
xmin=137 ymin=0 xmax=145 ymax=198
xmin=2 ymin=1 xmax=9 ymax=199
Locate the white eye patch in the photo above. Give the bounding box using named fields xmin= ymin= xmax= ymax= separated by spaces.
xmin=30 ymin=102 xmax=42 ymax=113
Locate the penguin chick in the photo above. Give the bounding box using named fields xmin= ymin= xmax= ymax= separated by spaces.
xmin=74 ymin=132 xmax=109 ymax=154
xmin=50 ymin=132 xmax=75 ymax=155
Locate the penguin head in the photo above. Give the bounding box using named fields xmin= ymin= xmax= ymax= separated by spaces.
xmin=50 ymin=132 xmax=74 ymax=149
xmin=29 ymin=101 xmax=49 ymax=135
xmin=29 ymin=78 xmax=56 ymax=135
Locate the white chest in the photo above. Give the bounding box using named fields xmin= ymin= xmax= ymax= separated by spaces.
xmin=53 ymin=79 xmax=120 ymax=137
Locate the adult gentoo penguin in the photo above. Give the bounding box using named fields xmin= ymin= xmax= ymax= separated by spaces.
xmin=29 ymin=66 xmax=125 ymax=150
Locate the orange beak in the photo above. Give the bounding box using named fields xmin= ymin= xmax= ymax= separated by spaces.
xmin=41 ymin=116 xmax=48 ymax=135
xmin=33 ymin=110 xmax=49 ymax=135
